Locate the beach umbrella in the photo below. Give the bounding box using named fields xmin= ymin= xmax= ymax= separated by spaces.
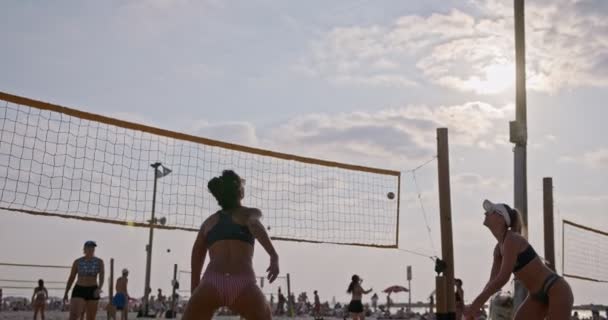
xmin=383 ymin=285 xmax=409 ymax=293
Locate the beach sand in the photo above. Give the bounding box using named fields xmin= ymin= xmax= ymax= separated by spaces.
xmin=0 ymin=312 xmax=319 ymax=320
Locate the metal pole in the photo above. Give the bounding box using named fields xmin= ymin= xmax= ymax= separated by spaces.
xmin=407 ymin=265 xmax=412 ymax=312
xmin=436 ymin=128 xmax=456 ymax=319
xmin=562 ymin=220 xmax=565 ymax=274
xmin=170 ymin=264 xmax=178 ymax=318
xmin=513 ymin=0 xmax=528 ymax=233
xmin=543 ymin=178 xmax=556 ymax=272
xmin=108 ymin=258 xmax=114 ymax=319
xmin=286 ymin=273 xmax=292 ymax=317
xmin=408 ymin=279 xmax=411 ymax=312
xmin=109 ymin=258 xmax=114 ymax=299
xmin=512 ymin=0 xmax=529 ymax=310
xmin=143 ymin=164 xmax=160 ymax=316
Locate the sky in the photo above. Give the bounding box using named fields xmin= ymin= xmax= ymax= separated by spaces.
xmin=1 ymin=0 xmax=607 ymax=307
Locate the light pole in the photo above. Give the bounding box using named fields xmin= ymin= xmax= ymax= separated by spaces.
xmin=407 ymin=265 xmax=412 ymax=312
xmin=511 ymin=0 xmax=528 ymax=311
xmin=142 ymin=162 xmax=171 ymax=317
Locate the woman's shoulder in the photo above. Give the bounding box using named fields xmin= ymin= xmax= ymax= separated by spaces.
xmin=199 ymin=210 xmax=222 ymax=234
xmin=235 ymin=207 xmax=262 ymax=223
xmin=240 ymin=206 xmax=262 ymax=216
xmin=504 ymin=231 xmax=529 ymax=251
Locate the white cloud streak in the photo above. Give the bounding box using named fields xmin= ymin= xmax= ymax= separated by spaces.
xmin=300 ymin=0 xmax=608 ymax=93
xmin=560 ymin=148 xmax=608 ymax=169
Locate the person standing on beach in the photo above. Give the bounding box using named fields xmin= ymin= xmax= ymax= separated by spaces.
xmin=371 ymin=293 xmax=378 ymax=313
xmin=313 ymin=290 xmax=321 ymax=318
xmin=64 ymin=241 xmax=105 ymax=320
xmin=455 ymin=279 xmax=464 ymax=320
xmin=277 ymin=288 xmax=286 ymax=315
xmin=32 ymin=279 xmax=48 ymax=320
xmin=155 ymin=289 xmax=166 ymax=318
xmin=346 ymin=275 xmax=372 ymax=320
xmin=181 ymin=170 xmax=280 ymax=320
xmin=112 ymin=269 xmax=129 ymax=320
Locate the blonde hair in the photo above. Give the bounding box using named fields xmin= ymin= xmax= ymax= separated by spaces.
xmin=508 ymin=208 xmax=526 ymax=235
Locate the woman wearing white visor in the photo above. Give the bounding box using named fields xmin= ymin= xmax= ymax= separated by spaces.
xmin=464 ymin=200 xmax=573 ymax=320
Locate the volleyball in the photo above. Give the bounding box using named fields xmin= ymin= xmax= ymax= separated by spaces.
xmin=387 ymin=192 xmax=395 ymax=199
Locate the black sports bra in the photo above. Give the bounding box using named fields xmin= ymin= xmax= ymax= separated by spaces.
xmin=205 ymin=211 xmax=255 ymax=247
xmin=513 ymin=245 xmax=537 ymax=273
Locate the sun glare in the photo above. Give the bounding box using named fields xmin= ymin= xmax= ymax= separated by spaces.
xmin=465 ymin=62 xmax=515 ymax=94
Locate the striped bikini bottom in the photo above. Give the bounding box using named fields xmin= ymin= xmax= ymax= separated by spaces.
xmin=530 ymin=273 xmax=560 ymax=305
xmin=202 ymin=269 xmax=257 ymax=307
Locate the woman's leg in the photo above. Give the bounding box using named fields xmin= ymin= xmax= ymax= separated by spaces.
xmin=230 ymin=284 xmax=272 ymax=320
xmin=181 ymin=282 xmax=222 ymax=320
xmin=513 ymin=294 xmax=547 ymax=320
xmin=547 ymin=278 xmax=574 ymax=320
xmin=84 ymin=300 xmax=99 ymax=320
xmin=68 ymin=298 xmax=85 ymax=320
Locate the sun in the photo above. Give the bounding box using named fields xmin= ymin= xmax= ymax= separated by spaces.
xmin=465 ymin=62 xmax=515 ymax=94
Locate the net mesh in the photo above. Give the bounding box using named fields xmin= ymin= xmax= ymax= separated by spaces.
xmin=0 ymin=92 xmax=400 ymax=248
xmin=562 ymin=220 xmax=608 ymax=282
xmin=0 ymin=262 xmax=70 ymax=297
xmin=258 ymin=275 xmax=290 ymax=300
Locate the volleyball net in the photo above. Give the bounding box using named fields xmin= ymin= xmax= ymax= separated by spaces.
xmin=562 ymin=219 xmax=608 ymax=282
xmin=0 ymin=91 xmax=401 ymax=248
xmin=0 ymin=262 xmax=70 ymax=297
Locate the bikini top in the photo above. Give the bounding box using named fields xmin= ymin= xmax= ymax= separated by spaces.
xmin=499 ymin=231 xmax=538 ymax=273
xmin=77 ymin=257 xmax=101 ymax=277
xmin=513 ymin=245 xmax=537 ymax=273
xmin=34 ymin=287 xmax=47 ymax=298
xmin=206 ymin=211 xmax=254 ymax=247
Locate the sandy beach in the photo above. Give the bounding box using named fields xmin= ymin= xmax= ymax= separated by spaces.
xmin=0 ymin=312 xmax=322 ymax=320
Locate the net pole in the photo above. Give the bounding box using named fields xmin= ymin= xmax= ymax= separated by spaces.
xmin=144 ymin=163 xmax=160 ymax=316
xmin=286 ymin=273 xmax=292 ymax=317
xmin=543 ymin=178 xmax=555 ymax=272
xmin=170 ymin=264 xmax=178 ymax=318
xmin=561 ymin=220 xmax=565 ymax=275
xmin=110 ymin=258 xmax=114 ymax=302
xmin=435 ymin=276 xmax=447 ymax=314
xmin=108 ymin=258 xmax=114 ymax=319
xmin=436 ymin=128 xmax=455 ymax=319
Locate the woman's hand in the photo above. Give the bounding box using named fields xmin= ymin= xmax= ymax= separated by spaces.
xmin=267 ymin=256 xmax=279 ymax=283
xmin=463 ymin=304 xmax=480 ymax=320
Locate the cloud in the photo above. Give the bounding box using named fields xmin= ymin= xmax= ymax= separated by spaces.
xmin=300 ymin=1 xmax=608 ymax=93
xmin=560 ymin=148 xmax=608 ymax=169
xmin=107 ymin=112 xmax=156 ymax=126
xmin=112 ymin=0 xmax=224 ymax=41
xmin=558 ymin=193 xmax=608 ymax=206
xmin=452 ymin=172 xmax=509 ymax=190
xmin=189 ymin=121 xmax=259 ymax=146
xmin=268 ymin=101 xmax=512 ymax=168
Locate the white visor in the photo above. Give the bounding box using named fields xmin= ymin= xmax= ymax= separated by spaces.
xmin=483 ymin=199 xmax=511 ymax=227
